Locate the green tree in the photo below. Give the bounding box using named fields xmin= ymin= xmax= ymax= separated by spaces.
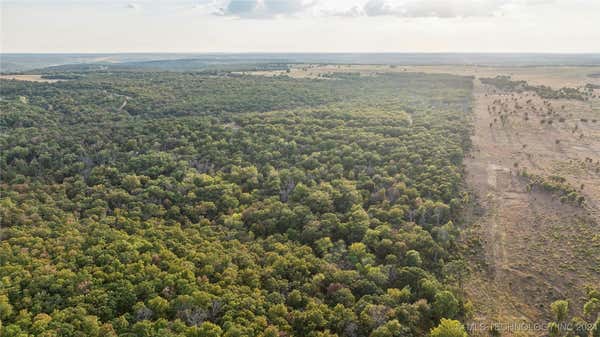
xmin=0 ymin=295 xmax=13 ymax=320
xmin=547 ymin=322 xmax=560 ymax=337
xmin=584 ymin=298 xmax=600 ymax=319
xmin=148 ymin=296 xmax=170 ymax=318
xmin=592 ymin=318 xmax=600 ymax=337
xmin=433 ymin=291 xmax=460 ymax=319
xmin=405 ymin=250 xmax=422 ymax=267
xmin=190 ymin=321 xmax=223 ymax=337
xmin=551 ymin=300 xmax=569 ymax=322
xmin=430 ymin=319 xmax=467 ymax=337
xmin=371 ymin=319 xmax=407 ymax=337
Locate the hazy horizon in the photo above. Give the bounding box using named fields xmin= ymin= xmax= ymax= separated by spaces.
xmin=3 ymin=52 xmax=600 ymax=55
xmin=3 ymin=52 xmax=600 ymax=73
xmin=2 ymin=0 xmax=600 ymax=54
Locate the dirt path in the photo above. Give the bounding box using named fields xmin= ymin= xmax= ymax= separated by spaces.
xmin=463 ymin=79 xmax=600 ymax=336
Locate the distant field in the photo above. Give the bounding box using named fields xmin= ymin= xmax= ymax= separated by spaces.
xmin=2 ymin=53 xmax=600 ymax=72
xmin=253 ymin=64 xmax=600 ymax=89
xmin=0 ymin=74 xmax=60 ymax=83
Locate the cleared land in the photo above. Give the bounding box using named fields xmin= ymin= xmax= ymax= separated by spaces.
xmin=423 ymin=66 xmax=600 ymax=336
xmin=463 ymin=77 xmax=600 ymax=336
xmin=250 ymin=64 xmax=600 ymax=89
xmin=0 ymin=74 xmax=61 ymax=83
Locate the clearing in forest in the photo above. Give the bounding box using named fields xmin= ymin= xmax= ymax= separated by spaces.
xmin=462 ymin=70 xmax=600 ymax=336
xmin=0 ymin=74 xmax=62 ymax=83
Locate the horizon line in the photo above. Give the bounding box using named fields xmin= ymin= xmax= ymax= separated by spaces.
xmin=3 ymin=51 xmax=600 ymax=55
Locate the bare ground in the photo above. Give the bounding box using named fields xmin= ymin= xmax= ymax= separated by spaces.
xmin=463 ymin=78 xmax=600 ymax=336
xmin=0 ymin=74 xmax=61 ymax=83
xmin=250 ymin=64 xmax=600 ymax=90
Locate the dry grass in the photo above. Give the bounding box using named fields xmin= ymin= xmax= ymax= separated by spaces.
xmin=462 ymin=75 xmax=600 ymax=336
xmin=0 ymin=74 xmax=61 ymax=83
xmin=249 ymin=64 xmax=600 ymax=89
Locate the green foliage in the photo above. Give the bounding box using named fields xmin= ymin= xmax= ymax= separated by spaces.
xmin=0 ymin=71 xmax=473 ymax=336
xmin=541 ymin=291 xmax=600 ymax=337
xmin=371 ymin=319 xmax=408 ymax=337
xmin=584 ymin=298 xmax=600 ymax=319
xmin=571 ymin=316 xmax=590 ymax=337
xmin=430 ymin=319 xmax=467 ymax=337
xmin=521 ymin=172 xmax=585 ymax=206
xmin=548 ymin=322 xmax=562 ymax=337
xmin=405 ymin=250 xmax=423 ymax=267
xmin=550 ymin=300 xmax=569 ymax=322
xmin=480 ymin=75 xmax=588 ymax=100
xmin=592 ymin=318 xmax=600 ymax=337
xmin=0 ymin=295 xmax=14 ymax=320
xmin=433 ymin=291 xmax=460 ymax=320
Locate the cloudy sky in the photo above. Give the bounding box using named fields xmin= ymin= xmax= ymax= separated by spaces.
xmin=1 ymin=0 xmax=599 ymax=53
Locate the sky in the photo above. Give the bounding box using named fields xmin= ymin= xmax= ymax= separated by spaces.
xmin=1 ymin=0 xmax=599 ymax=53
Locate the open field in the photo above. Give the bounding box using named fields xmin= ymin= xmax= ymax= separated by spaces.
xmin=252 ymin=64 xmax=600 ymax=89
xmin=463 ymin=78 xmax=600 ymax=336
xmin=0 ymin=74 xmax=61 ymax=82
xmin=433 ymin=65 xmax=599 ymax=335
xmin=432 ymin=66 xmax=600 ymax=335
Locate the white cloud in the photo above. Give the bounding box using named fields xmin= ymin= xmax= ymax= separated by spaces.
xmin=217 ymin=0 xmax=317 ymax=18
xmin=327 ymin=0 xmax=560 ymax=19
xmin=325 ymin=5 xmax=363 ymax=17
xmin=2 ymin=0 xmax=599 ymax=53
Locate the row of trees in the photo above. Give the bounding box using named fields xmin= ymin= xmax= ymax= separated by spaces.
xmin=480 ymin=76 xmax=591 ymax=100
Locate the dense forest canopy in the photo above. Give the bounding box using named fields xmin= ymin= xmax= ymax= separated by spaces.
xmin=1 ymin=71 xmax=474 ymax=336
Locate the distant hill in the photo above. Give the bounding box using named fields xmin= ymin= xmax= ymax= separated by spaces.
xmin=0 ymin=53 xmax=207 ymax=72
xmin=2 ymin=53 xmax=600 ymax=73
